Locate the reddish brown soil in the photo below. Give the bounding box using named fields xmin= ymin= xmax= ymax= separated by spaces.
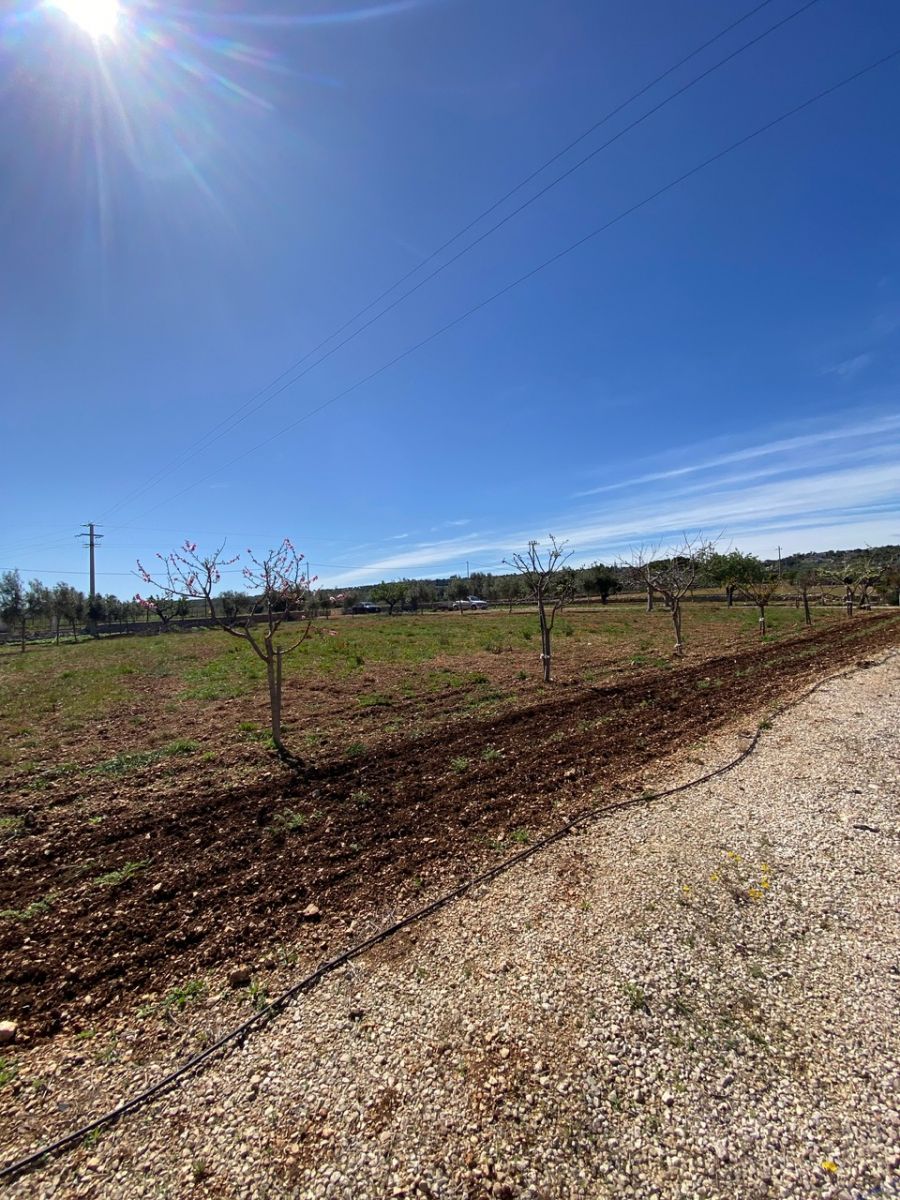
xmin=1 ymin=613 xmax=897 ymax=1040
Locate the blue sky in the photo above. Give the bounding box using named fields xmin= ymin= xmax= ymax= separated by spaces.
xmin=1 ymin=0 xmax=898 ymax=594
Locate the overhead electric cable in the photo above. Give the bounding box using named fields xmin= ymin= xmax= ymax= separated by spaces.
xmin=99 ymin=0 xmax=793 ymax=520
xmin=126 ymin=48 xmax=900 ymax=524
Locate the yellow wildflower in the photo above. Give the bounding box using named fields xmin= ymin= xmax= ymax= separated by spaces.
xmin=748 ymin=886 xmax=762 ymax=902
xmin=760 ymin=879 xmax=770 ymax=890
xmin=821 ymin=1160 xmax=838 ymax=1174
xmin=709 ymin=872 xmax=720 ymax=884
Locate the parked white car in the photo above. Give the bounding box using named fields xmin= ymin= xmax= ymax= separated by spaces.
xmin=451 ymin=596 xmax=488 ymax=610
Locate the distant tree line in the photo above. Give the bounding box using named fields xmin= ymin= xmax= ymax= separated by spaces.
xmin=2 ymin=544 xmax=898 ymax=651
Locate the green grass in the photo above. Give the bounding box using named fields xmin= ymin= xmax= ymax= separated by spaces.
xmin=93 ymin=860 xmax=148 ymax=887
xmin=0 ymin=605 xmax=880 ymax=778
xmin=1 ymin=893 xmax=56 ymax=922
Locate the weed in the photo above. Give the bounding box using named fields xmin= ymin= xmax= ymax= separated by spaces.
xmin=351 ymin=789 xmax=373 ymax=809
xmin=0 ymin=816 xmax=26 ymax=839
xmin=358 ymin=692 xmax=393 ymax=708
xmin=93 ymin=860 xmax=148 ymax=887
xmin=192 ymin=1160 xmax=210 ymax=1183
xmin=1 ymin=893 xmax=55 ymax=922
xmin=346 ymin=742 xmax=366 ymax=758
xmin=163 ymin=980 xmax=206 ymax=1012
xmin=164 ymin=738 xmax=198 ymax=756
xmin=450 ymin=756 xmax=470 ymax=773
xmin=248 ymin=980 xmax=269 ymax=1010
xmin=83 ymin=1129 xmax=103 ymax=1147
xmin=516 ymin=670 xmax=527 ymax=680
xmin=623 ymin=982 xmax=650 ymax=1014
xmin=481 ymin=746 xmax=502 ymax=762
xmin=269 ymin=809 xmax=310 ymax=837
xmin=75 ymin=1029 xmax=97 ymax=1041
xmin=95 ymin=751 xmax=159 ymax=776
xmin=87 ymin=814 xmax=105 ymax=826
xmin=0 ymin=1059 xmax=17 ymax=1088
xmin=510 ymin=827 xmax=530 ymax=845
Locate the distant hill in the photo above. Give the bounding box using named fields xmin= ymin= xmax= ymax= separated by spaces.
xmin=762 ymin=545 xmax=900 ymax=574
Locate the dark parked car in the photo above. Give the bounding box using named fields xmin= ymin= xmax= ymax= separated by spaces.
xmin=350 ymin=602 xmax=382 ymax=614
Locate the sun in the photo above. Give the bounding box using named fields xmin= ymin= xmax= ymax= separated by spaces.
xmin=53 ymin=0 xmax=120 ymax=39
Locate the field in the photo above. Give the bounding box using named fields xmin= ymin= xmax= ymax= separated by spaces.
xmin=1 ymin=603 xmax=899 ymax=1045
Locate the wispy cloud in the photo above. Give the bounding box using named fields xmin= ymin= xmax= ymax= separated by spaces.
xmin=319 ymin=412 xmax=900 ymax=586
xmin=821 ymin=352 xmax=874 ymax=380
xmin=573 ymin=413 xmax=900 ymax=499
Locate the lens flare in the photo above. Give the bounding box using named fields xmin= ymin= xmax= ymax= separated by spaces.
xmin=53 ymin=0 xmax=119 ymax=39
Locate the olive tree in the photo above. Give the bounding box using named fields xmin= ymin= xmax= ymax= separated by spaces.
xmin=825 ymin=556 xmax=881 ymax=615
xmin=372 ymin=579 xmax=406 ymax=615
xmin=137 ymin=539 xmax=314 ymax=761
xmin=733 ymin=556 xmax=781 ymax=638
xmin=583 ymin=563 xmax=621 ymax=605
xmin=496 ymin=572 xmax=525 ymax=614
xmin=0 ymin=570 xmax=27 ymax=651
xmin=706 ymin=549 xmax=756 ymax=608
xmin=52 ymin=582 xmax=85 ymax=642
xmin=504 ymin=536 xmax=574 ymax=682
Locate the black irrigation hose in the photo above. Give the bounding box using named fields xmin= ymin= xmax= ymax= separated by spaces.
xmin=2 ymin=645 xmax=897 ymax=1187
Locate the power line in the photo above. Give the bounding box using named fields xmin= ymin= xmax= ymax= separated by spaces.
xmin=127 ymin=48 xmax=900 ymax=524
xmin=98 ymin=0 xmax=791 ymax=522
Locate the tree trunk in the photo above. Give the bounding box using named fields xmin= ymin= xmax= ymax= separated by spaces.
xmin=265 ymin=644 xmax=287 ymax=758
xmin=802 ymin=590 xmax=812 ymax=627
xmin=758 ymin=605 xmax=767 ymax=638
xmin=845 ymin=587 xmax=853 ymax=617
xmin=671 ymin=602 xmax=683 ymax=657
xmin=55 ymin=618 xmax=60 ymax=646
xmin=538 ymin=600 xmax=552 ymax=682
xmin=726 ymin=584 xmax=734 ymax=608
xmin=20 ymin=620 xmax=26 ymax=652
xmin=646 ymin=584 xmax=654 ymax=613
xmin=600 ymin=592 xmax=608 ymax=606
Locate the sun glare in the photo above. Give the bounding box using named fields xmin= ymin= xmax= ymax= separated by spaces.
xmin=53 ymin=0 xmax=120 ymax=39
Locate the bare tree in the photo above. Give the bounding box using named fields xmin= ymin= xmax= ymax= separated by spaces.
xmin=504 ymin=536 xmax=574 ymax=682
xmin=790 ymin=566 xmax=817 ymax=628
xmin=137 ymin=539 xmax=314 ymax=761
xmin=622 ymin=537 xmax=714 ymax=657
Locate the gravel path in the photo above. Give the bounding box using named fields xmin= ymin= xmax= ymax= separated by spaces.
xmin=6 ymin=653 xmax=900 ymax=1199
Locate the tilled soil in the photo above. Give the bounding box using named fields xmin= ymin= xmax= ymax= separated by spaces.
xmin=2 ymin=612 xmax=898 ymax=1039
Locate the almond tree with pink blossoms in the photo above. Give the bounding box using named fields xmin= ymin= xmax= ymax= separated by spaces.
xmin=137 ymin=539 xmax=314 ymax=761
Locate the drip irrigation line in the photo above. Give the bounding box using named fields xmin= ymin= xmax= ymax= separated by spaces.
xmin=1 ymin=643 xmax=897 ymax=1186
